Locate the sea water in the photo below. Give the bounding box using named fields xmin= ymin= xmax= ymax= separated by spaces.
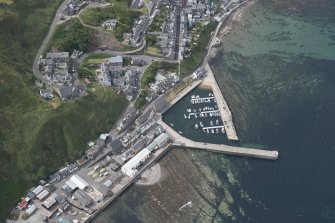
xmin=94 ymin=0 xmax=335 ymax=222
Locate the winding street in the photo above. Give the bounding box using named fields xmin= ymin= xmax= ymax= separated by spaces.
xmin=32 ymin=0 xmax=72 ymax=85
xmin=32 ymin=0 xmax=168 ymax=86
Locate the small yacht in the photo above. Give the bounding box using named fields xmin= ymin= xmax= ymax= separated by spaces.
xmin=178 ymin=131 xmax=183 ymax=134
xmin=216 ymin=129 xmax=219 ymax=134
xmin=207 ymin=129 xmax=210 ymax=134
xmin=199 ymin=122 xmax=204 ymax=127
xmin=193 ymin=109 xmax=196 ymax=113
xmin=216 ymin=119 xmax=219 ymax=125
xmin=195 ymin=124 xmax=199 ymax=129
xmin=221 ymin=128 xmax=225 ymax=134
xmin=195 ymin=114 xmax=198 ymax=118
xmin=170 ymin=123 xmax=174 ymax=127
xmin=191 ymin=95 xmax=195 ymax=99
xmin=184 ymin=114 xmax=187 ymax=119
xmin=211 ymin=129 xmax=215 ymax=134
xmin=210 ymin=121 xmax=214 ymax=126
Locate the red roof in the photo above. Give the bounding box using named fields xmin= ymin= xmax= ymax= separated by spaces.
xmin=17 ymin=199 xmax=28 ymax=209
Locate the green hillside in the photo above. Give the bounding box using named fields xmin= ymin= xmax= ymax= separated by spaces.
xmin=0 ymin=0 xmax=127 ymax=220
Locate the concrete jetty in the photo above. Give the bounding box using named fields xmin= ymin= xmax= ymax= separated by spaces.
xmin=190 ymin=96 xmax=215 ymax=103
xmin=157 ymin=119 xmax=278 ymax=160
xmin=202 ymin=125 xmax=225 ymax=130
xmin=203 ymin=63 xmax=239 ymax=141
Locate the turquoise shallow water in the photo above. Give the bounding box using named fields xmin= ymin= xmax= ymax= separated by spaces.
xmin=94 ymin=0 xmax=335 ymax=222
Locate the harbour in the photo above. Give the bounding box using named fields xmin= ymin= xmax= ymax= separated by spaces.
xmin=9 ymin=0 xmax=283 ymax=222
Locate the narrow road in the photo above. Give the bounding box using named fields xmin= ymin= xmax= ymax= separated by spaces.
xmin=32 ymin=0 xmax=72 ymax=85
xmin=32 ymin=0 xmax=157 ymax=85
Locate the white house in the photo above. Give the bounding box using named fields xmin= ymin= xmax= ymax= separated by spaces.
xmin=121 ymin=148 xmax=151 ymax=177
xmin=102 ymin=19 xmax=118 ymax=29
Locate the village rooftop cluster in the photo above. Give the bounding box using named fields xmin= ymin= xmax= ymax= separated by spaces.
xmin=13 ymin=93 xmax=172 ymax=223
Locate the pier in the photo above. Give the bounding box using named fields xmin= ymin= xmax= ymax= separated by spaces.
xmin=157 ymin=118 xmax=279 ymax=160
xmin=202 ymin=125 xmax=225 ymax=130
xmin=187 ymin=110 xmax=220 ymax=117
xmin=190 ymin=96 xmax=215 ymax=103
xmin=203 ymin=63 xmax=239 ymax=141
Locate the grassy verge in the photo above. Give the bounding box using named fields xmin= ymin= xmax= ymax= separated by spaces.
xmin=180 ymin=21 xmax=218 ymax=76
xmin=79 ymin=3 xmax=142 ymax=41
xmin=165 ymin=77 xmax=193 ymax=102
xmin=134 ymin=89 xmax=149 ymax=108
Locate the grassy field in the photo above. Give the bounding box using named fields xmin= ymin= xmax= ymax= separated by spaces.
xmin=0 ymin=1 xmax=127 ymax=220
xmin=86 ymin=53 xmax=114 ymax=64
xmin=180 ymin=21 xmax=218 ymax=76
xmin=45 ymin=18 xmax=95 ymax=53
xmin=79 ymin=3 xmax=142 ymax=41
xmin=87 ymin=58 xmax=106 ymax=64
xmin=0 ymin=0 xmax=13 ymax=4
xmin=145 ymin=34 xmax=162 ymax=56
